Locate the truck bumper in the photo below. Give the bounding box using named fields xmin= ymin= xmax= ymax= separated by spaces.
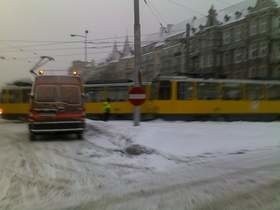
xmin=29 ymin=121 xmax=85 ymax=133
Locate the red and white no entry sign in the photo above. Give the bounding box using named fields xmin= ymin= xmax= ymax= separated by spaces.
xmin=129 ymin=86 xmax=146 ymax=106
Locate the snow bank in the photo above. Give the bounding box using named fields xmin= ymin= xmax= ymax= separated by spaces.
xmin=87 ymin=120 xmax=280 ymax=158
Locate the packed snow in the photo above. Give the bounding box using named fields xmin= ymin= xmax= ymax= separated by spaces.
xmin=0 ymin=119 xmax=280 ymax=210
xmin=85 ymin=120 xmax=280 ymax=170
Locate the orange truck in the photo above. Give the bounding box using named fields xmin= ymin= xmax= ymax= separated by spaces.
xmin=28 ymin=75 xmax=85 ymax=140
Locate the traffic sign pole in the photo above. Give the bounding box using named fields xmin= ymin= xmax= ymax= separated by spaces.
xmin=134 ymin=106 xmax=140 ymax=126
xmin=129 ymin=86 xmax=146 ymax=126
xmin=133 ymin=0 xmax=142 ymax=126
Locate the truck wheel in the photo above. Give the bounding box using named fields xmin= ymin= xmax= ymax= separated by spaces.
xmin=29 ymin=132 xmax=37 ymax=141
xmin=77 ymin=133 xmax=84 ymax=140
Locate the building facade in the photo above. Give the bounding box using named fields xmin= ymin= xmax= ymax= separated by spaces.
xmin=79 ymin=0 xmax=280 ymax=82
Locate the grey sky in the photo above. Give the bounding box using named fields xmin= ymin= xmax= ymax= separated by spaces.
xmin=0 ymin=0 xmax=242 ymax=86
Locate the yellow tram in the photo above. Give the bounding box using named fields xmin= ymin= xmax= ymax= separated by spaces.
xmin=1 ymin=76 xmax=280 ymax=120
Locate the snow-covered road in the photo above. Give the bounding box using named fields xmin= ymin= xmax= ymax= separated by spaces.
xmin=0 ymin=119 xmax=280 ymax=210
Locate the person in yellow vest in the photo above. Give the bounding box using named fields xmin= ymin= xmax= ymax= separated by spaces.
xmin=103 ymin=98 xmax=111 ymax=121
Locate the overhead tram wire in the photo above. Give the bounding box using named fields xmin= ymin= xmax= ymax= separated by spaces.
xmin=2 ymin=44 xmax=136 ymax=53
xmin=213 ymin=0 xmax=232 ymax=6
xmin=1 ymin=36 xmax=225 ymax=54
xmin=1 ymin=37 xmax=225 ymax=53
xmin=144 ymin=0 xmax=168 ymax=28
xmin=165 ymin=0 xmax=205 ymax=16
xmin=7 ymin=51 xmax=110 ymax=60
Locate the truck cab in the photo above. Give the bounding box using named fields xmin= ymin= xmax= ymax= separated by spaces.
xmin=28 ymin=75 xmax=85 ymax=140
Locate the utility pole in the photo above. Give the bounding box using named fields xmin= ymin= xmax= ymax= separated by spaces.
xmin=70 ymin=30 xmax=89 ymax=62
xmin=185 ymin=23 xmax=191 ymax=74
xmin=85 ymin=30 xmax=89 ymax=62
xmin=133 ymin=0 xmax=142 ymax=126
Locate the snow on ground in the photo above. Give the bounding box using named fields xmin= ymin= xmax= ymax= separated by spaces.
xmin=86 ymin=120 xmax=280 ymax=170
xmin=0 ymin=119 xmax=280 ymax=210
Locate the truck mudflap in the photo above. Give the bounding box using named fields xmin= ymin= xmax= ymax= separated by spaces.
xmin=29 ymin=121 xmax=85 ymax=133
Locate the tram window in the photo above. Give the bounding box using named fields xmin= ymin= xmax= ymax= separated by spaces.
xmin=246 ymin=84 xmax=264 ymax=100
xmin=159 ymin=81 xmax=171 ymax=100
xmin=106 ymin=86 xmax=128 ymax=101
xmin=266 ymin=84 xmax=280 ymax=100
xmin=9 ymin=89 xmax=22 ymax=103
xmin=197 ymin=82 xmax=219 ymax=100
xmin=177 ymin=82 xmax=193 ymax=100
xmin=22 ymin=89 xmax=31 ymax=103
xmin=151 ymin=82 xmax=159 ymax=100
xmin=0 ymin=90 xmax=7 ymax=103
xmin=35 ymin=85 xmax=57 ymax=102
xmin=222 ymin=83 xmax=242 ymax=100
xmin=85 ymin=87 xmax=104 ymax=102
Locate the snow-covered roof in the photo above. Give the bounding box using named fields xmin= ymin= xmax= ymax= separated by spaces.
xmin=97 ymin=0 xmax=280 ymax=65
xmin=142 ymin=0 xmax=280 ymax=43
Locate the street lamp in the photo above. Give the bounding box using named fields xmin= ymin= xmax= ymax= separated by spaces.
xmin=70 ymin=30 xmax=89 ymax=62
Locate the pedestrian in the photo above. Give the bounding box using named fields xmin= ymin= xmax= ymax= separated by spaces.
xmin=103 ymin=98 xmax=111 ymax=121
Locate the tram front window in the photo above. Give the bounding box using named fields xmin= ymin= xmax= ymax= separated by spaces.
xmin=61 ymin=85 xmax=81 ymax=104
xmin=35 ymin=85 xmax=57 ymax=102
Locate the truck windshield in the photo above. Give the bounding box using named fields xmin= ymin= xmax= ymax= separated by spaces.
xmin=35 ymin=85 xmax=57 ymax=102
xmin=60 ymin=85 xmax=81 ymax=104
xmin=35 ymin=85 xmax=81 ymax=104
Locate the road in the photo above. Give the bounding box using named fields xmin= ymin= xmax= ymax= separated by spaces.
xmin=0 ymin=119 xmax=280 ymax=210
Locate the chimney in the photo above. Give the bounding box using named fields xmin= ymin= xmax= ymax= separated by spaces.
xmin=167 ymin=24 xmax=174 ymax=33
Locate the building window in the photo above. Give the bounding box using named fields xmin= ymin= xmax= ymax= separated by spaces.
xmin=223 ymin=52 xmax=231 ymax=65
xmin=249 ymin=66 xmax=257 ymax=78
xmin=272 ymin=67 xmax=280 ymax=79
xmin=203 ymin=55 xmax=208 ymax=67
xmin=249 ymin=43 xmax=258 ymax=59
xmin=257 ymin=65 xmax=267 ymax=78
xmin=259 ymin=41 xmax=268 ymax=57
xmin=223 ymin=30 xmax=231 ymax=45
xmin=189 ymin=40 xmax=194 ymax=52
xmin=249 ymin=20 xmax=258 ymax=36
xmin=234 ymin=49 xmax=244 ymax=63
xmin=207 ymin=54 xmax=213 ymax=67
xmin=259 ymin=18 xmax=267 ymax=33
xmin=200 ymin=56 xmax=204 ymax=68
xmin=201 ymin=39 xmax=207 ymax=49
xmin=216 ymin=54 xmax=221 ymax=66
xmin=234 ymin=26 xmax=242 ymax=42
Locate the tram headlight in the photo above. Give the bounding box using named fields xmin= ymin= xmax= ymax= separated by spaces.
xmin=38 ymin=70 xmax=44 ymax=76
xmin=73 ymin=71 xmax=78 ymax=76
xmin=0 ymin=108 xmax=3 ymax=115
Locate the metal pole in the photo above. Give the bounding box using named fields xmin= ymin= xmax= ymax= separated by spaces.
xmin=85 ymin=30 xmax=88 ymax=62
xmin=134 ymin=0 xmax=142 ymax=126
xmin=185 ymin=23 xmax=191 ymax=74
